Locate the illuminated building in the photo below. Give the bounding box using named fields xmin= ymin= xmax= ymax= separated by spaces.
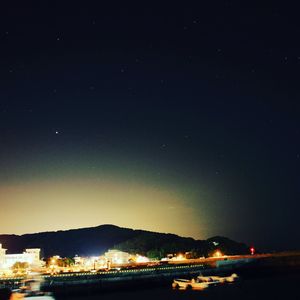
xmin=74 ymin=255 xmax=84 ymax=266
xmin=0 ymin=243 xmax=41 ymax=269
xmin=73 ymin=255 xmax=108 ymax=270
xmin=135 ymin=254 xmax=149 ymax=263
xmin=104 ymin=249 xmax=131 ymax=265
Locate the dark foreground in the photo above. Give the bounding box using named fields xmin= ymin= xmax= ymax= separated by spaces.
xmin=56 ymin=271 xmax=299 ymax=300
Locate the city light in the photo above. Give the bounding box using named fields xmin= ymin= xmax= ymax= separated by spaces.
xmin=136 ymin=255 xmax=149 ymax=263
xmin=176 ymin=254 xmax=185 ymax=260
xmin=1 ymin=244 xmax=260 ymax=279
xmin=213 ymin=250 xmax=223 ymax=258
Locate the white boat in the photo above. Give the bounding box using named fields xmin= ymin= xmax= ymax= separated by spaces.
xmin=172 ymin=273 xmax=238 ymax=290
xmin=172 ymin=278 xmax=216 ymax=290
xmin=198 ymin=273 xmax=238 ymax=283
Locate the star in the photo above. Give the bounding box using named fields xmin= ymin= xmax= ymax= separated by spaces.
xmin=55 ymin=131 xmax=59 ymax=135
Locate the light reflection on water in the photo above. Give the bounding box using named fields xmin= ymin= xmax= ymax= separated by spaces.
xmin=56 ymin=273 xmax=299 ymax=300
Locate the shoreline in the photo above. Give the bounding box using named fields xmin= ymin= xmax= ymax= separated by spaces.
xmin=1 ymin=253 xmax=299 ymax=296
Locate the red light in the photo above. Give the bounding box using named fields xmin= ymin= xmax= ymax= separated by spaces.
xmin=250 ymin=247 xmax=255 ymax=255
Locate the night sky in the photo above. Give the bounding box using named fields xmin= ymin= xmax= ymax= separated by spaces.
xmin=0 ymin=1 xmax=299 ymax=250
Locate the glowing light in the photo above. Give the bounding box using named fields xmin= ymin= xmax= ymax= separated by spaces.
xmin=115 ymin=258 xmax=122 ymax=264
xmin=176 ymin=254 xmax=185 ymax=260
xmin=136 ymin=255 xmax=149 ymax=263
xmin=213 ymin=250 xmax=223 ymax=257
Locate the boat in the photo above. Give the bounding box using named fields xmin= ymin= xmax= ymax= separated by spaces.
xmin=198 ymin=273 xmax=238 ymax=283
xmin=11 ymin=290 xmax=55 ymax=300
xmin=11 ymin=276 xmax=55 ymax=299
xmin=172 ymin=278 xmax=210 ymax=290
xmin=172 ymin=273 xmax=238 ymax=290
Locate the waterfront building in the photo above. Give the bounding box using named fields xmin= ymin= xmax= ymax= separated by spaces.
xmin=0 ymin=243 xmax=41 ymax=269
xmin=104 ymin=249 xmax=131 ymax=265
xmin=74 ymin=255 xmax=84 ymax=266
xmin=73 ymin=255 xmax=108 ymax=270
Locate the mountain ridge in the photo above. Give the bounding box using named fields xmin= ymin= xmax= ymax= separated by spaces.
xmin=0 ymin=224 xmax=250 ymax=258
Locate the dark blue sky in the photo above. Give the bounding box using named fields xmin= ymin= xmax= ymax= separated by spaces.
xmin=0 ymin=1 xmax=299 ymax=250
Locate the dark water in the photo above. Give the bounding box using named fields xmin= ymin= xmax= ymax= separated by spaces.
xmin=56 ymin=273 xmax=299 ymax=300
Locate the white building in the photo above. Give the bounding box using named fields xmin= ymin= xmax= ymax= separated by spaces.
xmin=104 ymin=249 xmax=131 ymax=265
xmin=0 ymin=244 xmax=41 ymax=269
xmin=73 ymin=255 xmax=108 ymax=270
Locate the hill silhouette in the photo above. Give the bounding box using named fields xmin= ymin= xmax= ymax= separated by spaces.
xmin=0 ymin=225 xmax=249 ymax=258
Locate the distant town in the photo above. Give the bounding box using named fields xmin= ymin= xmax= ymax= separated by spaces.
xmin=0 ymin=242 xmax=254 ymax=277
xmin=1 ymin=240 xmax=299 ymax=298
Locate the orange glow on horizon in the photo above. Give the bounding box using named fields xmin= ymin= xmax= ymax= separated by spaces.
xmin=0 ymin=179 xmax=210 ymax=239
